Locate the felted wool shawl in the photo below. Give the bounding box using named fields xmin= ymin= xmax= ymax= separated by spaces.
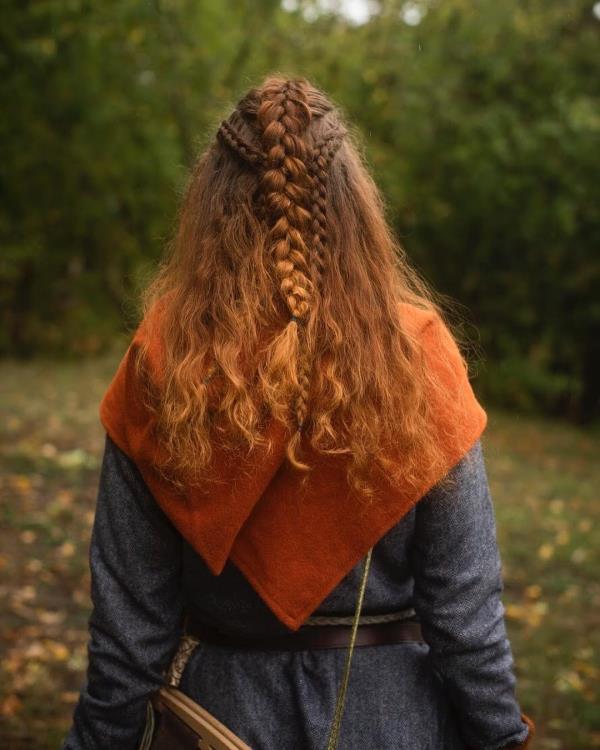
xmin=99 ymin=301 xmax=487 ymax=632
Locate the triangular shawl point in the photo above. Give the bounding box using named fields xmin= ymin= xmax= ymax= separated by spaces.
xmin=98 ymin=302 xmax=487 ymax=631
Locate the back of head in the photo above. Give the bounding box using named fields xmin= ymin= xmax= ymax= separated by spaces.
xmin=135 ymin=74 xmax=461 ymax=502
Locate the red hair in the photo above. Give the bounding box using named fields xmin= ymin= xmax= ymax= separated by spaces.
xmin=133 ymin=75 xmax=473 ymax=502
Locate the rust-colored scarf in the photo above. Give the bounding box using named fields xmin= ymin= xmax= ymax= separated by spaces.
xmin=99 ymin=302 xmax=486 ymax=631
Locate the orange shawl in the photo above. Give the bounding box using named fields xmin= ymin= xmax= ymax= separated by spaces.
xmin=99 ymin=303 xmax=487 ymax=631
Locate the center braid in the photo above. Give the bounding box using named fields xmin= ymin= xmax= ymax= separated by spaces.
xmin=257 ymin=79 xmax=315 ymax=461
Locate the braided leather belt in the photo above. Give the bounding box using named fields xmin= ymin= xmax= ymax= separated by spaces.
xmin=184 ymin=612 xmax=424 ymax=650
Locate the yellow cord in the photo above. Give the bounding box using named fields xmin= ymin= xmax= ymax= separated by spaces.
xmin=325 ymin=546 xmax=373 ymax=750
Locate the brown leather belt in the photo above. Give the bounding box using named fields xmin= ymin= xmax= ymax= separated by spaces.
xmin=185 ymin=615 xmax=424 ymax=650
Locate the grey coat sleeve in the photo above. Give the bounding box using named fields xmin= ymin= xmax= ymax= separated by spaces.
xmin=61 ymin=433 xmax=185 ymax=750
xmin=409 ymin=439 xmax=533 ymax=750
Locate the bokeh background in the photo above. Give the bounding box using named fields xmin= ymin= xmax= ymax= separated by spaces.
xmin=1 ymin=1 xmax=598 ymax=748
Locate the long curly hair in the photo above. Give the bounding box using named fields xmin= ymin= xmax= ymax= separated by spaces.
xmin=134 ymin=74 xmax=468 ymax=503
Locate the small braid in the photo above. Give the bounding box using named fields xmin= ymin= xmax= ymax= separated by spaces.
xmin=257 ymin=78 xmax=314 ymax=436
xmin=308 ymin=128 xmax=346 ymax=297
xmin=217 ymin=119 xmax=266 ymax=166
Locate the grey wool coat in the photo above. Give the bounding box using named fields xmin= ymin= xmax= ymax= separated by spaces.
xmin=61 ymin=433 xmax=532 ymax=750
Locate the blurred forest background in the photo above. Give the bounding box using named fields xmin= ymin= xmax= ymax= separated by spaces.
xmin=1 ymin=1 xmax=598 ymax=749
xmin=2 ymin=0 xmax=599 ymax=421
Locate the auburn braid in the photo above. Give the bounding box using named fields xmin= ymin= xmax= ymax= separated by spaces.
xmin=216 ymin=119 xmax=266 ymax=166
xmin=257 ymin=78 xmax=315 ymax=435
xmin=257 ymin=80 xmax=313 ymax=320
xmin=308 ymin=128 xmax=346 ymax=297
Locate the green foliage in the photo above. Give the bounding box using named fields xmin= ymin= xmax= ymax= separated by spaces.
xmin=1 ymin=0 xmax=598 ymax=420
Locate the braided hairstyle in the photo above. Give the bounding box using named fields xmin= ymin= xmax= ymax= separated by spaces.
xmin=307 ymin=127 xmax=347 ymax=301
xmin=215 ymin=76 xmax=345 ymax=472
xmin=137 ymin=74 xmax=456 ymax=504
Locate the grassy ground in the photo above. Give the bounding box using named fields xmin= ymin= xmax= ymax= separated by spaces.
xmin=0 ymin=353 xmax=598 ymax=749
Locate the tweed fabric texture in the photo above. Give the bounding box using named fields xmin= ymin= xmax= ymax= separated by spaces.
xmin=61 ymin=434 xmax=532 ymax=750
